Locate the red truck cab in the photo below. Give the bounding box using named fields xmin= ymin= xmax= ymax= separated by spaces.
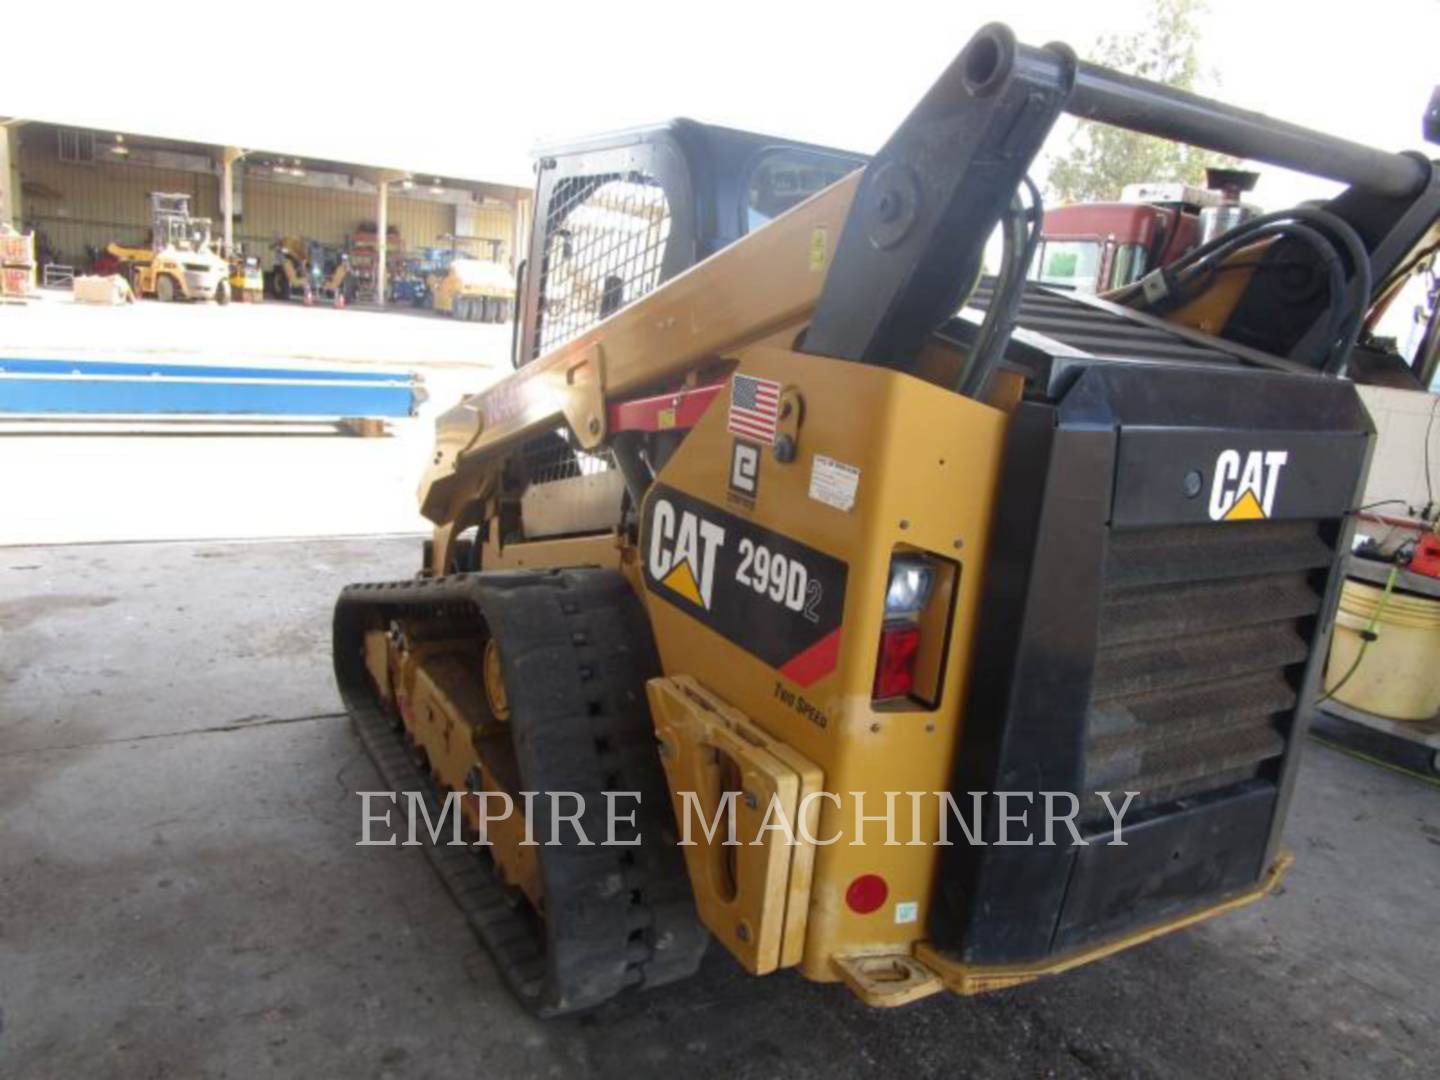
xmin=1032 ymin=182 xmax=1213 ymax=293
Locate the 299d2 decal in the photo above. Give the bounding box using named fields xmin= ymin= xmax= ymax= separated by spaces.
xmin=642 ymin=485 xmax=847 ymax=687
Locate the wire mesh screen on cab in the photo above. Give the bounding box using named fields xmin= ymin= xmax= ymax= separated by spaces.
xmin=532 ymin=172 xmax=672 ymax=360
xmin=521 ymin=430 xmax=615 ymax=486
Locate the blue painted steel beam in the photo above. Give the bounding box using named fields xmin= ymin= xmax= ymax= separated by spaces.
xmin=0 ymin=358 xmax=423 ymax=418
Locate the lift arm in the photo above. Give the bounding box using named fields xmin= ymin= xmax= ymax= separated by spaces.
xmin=802 ymin=23 xmax=1432 ymax=372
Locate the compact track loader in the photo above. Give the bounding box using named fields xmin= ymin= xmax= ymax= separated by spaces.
xmin=335 ymin=24 xmax=1440 ymax=1015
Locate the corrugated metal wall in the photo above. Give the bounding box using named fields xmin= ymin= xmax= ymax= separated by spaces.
xmin=21 ymin=139 xmax=219 ymax=262
xmin=458 ymin=204 xmax=516 ymax=259
xmin=18 ymin=128 xmax=515 ymax=268
xmin=238 ymin=178 xmax=455 ymax=256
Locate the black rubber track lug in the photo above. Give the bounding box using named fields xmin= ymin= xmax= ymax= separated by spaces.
xmin=334 ymin=568 xmax=709 ymax=1016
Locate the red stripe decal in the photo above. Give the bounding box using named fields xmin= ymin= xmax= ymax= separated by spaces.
xmin=607 ymin=382 xmax=723 ymax=433
xmin=777 ymin=628 xmax=842 ymax=688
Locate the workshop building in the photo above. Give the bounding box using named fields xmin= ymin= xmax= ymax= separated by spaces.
xmin=0 ymin=119 xmax=529 ymax=307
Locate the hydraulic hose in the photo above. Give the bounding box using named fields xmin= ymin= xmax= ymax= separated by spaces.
xmin=1317 ymin=565 xmax=1399 ymax=704
xmin=958 ymin=176 xmax=1044 ymax=399
xmin=1165 ymin=221 xmax=1349 ymax=369
xmin=1113 ymin=206 xmax=1372 ymax=373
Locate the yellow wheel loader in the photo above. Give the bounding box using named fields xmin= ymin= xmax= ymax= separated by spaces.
xmin=268 ymin=237 xmax=352 ymax=305
xmin=334 ymin=24 xmax=1440 ymax=1015
xmin=108 ymin=192 xmax=230 ymax=304
xmin=268 ymin=236 xmax=311 ymax=301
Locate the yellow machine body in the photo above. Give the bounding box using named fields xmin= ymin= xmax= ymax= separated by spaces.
xmin=107 ymin=192 xmax=229 ymax=301
xmin=270 ymin=237 xmax=347 ymax=302
xmin=637 ymin=344 xmax=1010 ymax=979
xmin=229 ymin=257 xmax=264 ymax=302
xmin=107 ymin=241 xmax=228 ymax=301
xmin=430 ymin=257 xmax=516 ymax=323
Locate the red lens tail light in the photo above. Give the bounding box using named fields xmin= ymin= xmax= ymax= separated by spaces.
xmin=872 ymin=621 xmax=921 ymax=700
xmin=845 ymin=873 xmax=889 ymax=914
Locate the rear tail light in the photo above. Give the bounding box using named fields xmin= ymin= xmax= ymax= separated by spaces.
xmin=872 ymin=554 xmax=939 ymax=701
xmin=845 ymin=873 xmax=889 ymax=914
xmin=873 ymin=622 xmax=921 ymax=699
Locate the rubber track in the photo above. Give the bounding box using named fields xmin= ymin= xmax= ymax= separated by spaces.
xmin=334 ymin=568 xmax=708 ymax=1016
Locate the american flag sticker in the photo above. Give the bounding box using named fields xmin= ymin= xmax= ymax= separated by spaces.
xmin=727 ymin=374 xmax=781 ymax=445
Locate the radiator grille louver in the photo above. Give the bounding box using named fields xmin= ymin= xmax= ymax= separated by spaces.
xmin=1083 ymin=519 xmax=1332 ymax=817
xmin=966 ymin=281 xmax=1244 ymax=366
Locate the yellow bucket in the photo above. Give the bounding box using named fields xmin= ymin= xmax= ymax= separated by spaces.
xmin=1324 ymin=577 xmax=1440 ymax=721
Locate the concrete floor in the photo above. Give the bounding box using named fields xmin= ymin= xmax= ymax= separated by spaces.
xmin=0 ymin=292 xmax=510 ymax=546
xmin=2 ymin=537 xmax=1437 ymax=1078
xmin=1 ymin=288 xmax=504 ymax=369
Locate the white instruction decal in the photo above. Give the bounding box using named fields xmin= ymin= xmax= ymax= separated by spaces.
xmin=894 ymin=901 xmax=918 ymax=925
xmin=808 ymin=455 xmax=861 ymax=512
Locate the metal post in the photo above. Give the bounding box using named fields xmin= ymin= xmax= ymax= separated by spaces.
xmin=220 ymin=154 xmax=234 ymax=257
xmin=0 ymin=123 xmax=18 ymax=229
xmin=511 ymin=193 xmax=531 ymax=274
xmin=376 ymin=179 xmax=389 ymax=309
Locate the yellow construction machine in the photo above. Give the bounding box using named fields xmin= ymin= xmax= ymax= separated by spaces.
xmin=268 ymin=236 xmax=352 ymax=305
xmin=229 ymin=249 xmax=264 ymax=303
xmin=267 ymin=236 xmax=311 ymax=300
xmin=334 ymin=24 xmax=1440 ymax=1015
xmin=108 ymin=192 xmax=230 ymax=303
xmin=429 ymin=239 xmax=517 ymax=322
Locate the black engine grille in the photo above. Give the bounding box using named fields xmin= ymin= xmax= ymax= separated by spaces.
xmin=1082 ymin=518 xmax=1334 ymax=817
xmin=928 ymin=357 xmax=1369 ymax=965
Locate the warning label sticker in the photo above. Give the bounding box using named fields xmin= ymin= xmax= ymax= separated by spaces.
xmin=808 ymin=455 xmax=860 ymax=512
xmin=809 ymin=225 xmax=828 ymax=272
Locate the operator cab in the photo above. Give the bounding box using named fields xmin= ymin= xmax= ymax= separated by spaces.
xmin=513 ymin=120 xmax=865 ymax=368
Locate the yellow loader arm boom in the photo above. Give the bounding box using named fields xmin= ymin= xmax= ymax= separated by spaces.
xmin=419 ymin=171 xmax=861 ymax=525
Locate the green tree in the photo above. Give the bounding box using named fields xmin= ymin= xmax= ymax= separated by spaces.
xmin=1047 ymin=0 xmax=1235 ymax=202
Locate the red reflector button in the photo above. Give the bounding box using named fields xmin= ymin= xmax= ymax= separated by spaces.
xmin=845 ymin=873 xmax=889 ymax=915
xmin=872 ymin=622 xmax=921 ymax=700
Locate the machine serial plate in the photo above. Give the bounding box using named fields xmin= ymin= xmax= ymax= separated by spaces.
xmin=642 ymin=484 xmax=847 ymax=686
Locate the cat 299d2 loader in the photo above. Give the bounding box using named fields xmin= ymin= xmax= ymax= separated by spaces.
xmin=335 ymin=24 xmax=1440 ymax=1015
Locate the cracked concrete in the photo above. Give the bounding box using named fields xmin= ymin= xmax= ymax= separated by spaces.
xmin=1 ymin=536 xmax=1437 ymax=1078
